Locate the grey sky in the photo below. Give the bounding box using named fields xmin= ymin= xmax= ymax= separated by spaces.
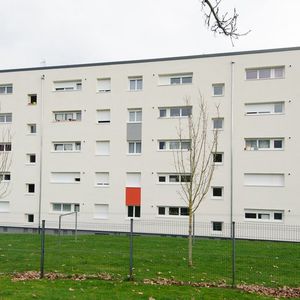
xmin=1 ymin=0 xmax=299 ymax=69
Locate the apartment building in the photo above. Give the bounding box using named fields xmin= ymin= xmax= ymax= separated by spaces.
xmin=0 ymin=47 xmax=299 ymax=235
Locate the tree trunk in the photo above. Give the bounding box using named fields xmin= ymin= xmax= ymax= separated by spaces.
xmin=188 ymin=211 xmax=193 ymax=266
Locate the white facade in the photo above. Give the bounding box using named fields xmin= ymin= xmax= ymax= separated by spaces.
xmin=0 ymin=47 xmax=299 ymax=234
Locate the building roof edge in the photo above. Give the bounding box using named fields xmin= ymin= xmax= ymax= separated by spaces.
xmin=1 ymin=46 xmax=300 ymax=73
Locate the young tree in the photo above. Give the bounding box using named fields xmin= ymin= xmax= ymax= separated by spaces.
xmin=174 ymin=96 xmax=219 ymax=267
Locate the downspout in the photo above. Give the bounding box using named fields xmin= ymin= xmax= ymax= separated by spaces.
xmin=38 ymin=74 xmax=45 ymax=231
xmin=230 ymin=61 xmax=235 ymax=237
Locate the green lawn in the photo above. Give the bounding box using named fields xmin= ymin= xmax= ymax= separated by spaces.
xmin=0 ymin=277 xmax=274 ymax=300
xmin=0 ymin=233 xmax=299 ymax=299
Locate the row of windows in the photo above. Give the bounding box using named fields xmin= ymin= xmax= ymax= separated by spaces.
xmin=1 ymin=66 xmax=285 ymax=96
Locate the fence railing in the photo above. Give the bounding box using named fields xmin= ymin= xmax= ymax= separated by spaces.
xmin=0 ymin=220 xmax=299 ymax=288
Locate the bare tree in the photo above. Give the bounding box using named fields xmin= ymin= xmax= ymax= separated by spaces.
xmin=0 ymin=126 xmax=12 ymax=198
xmin=174 ymin=95 xmax=219 ymax=267
xmin=201 ymin=0 xmax=250 ymax=44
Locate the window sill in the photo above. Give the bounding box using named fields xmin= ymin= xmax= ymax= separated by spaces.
xmin=50 ymin=182 xmax=81 ymax=184
xmin=51 ymin=151 xmax=81 ymax=153
xmin=0 ymin=122 xmax=12 ymax=124
xmin=27 ymin=133 xmax=37 ymax=136
xmin=244 ymin=149 xmax=283 ymax=151
xmin=158 ymin=83 xmax=193 ymax=87
xmin=127 ymin=90 xmax=143 ymax=92
xmin=94 ymin=185 xmax=110 ymax=188
xmin=25 ymin=163 xmax=36 ymax=166
xmin=212 ymin=95 xmax=224 ymax=97
xmin=53 ymin=120 xmax=81 ymax=123
xmin=244 ymin=113 xmax=284 ymax=116
xmin=156 ymin=215 xmax=188 ymax=218
xmin=158 ymin=116 xmax=190 ymax=119
xmin=25 ymin=193 xmax=35 ymax=196
xmin=127 ymin=153 xmax=142 ymax=156
xmin=53 ymin=89 xmax=81 ymax=93
xmin=95 ymin=154 xmax=110 ymax=156
xmin=245 ymin=77 xmax=285 ymax=81
xmin=211 ymin=197 xmax=223 ymax=200
xmin=93 ymin=217 xmax=109 ymax=220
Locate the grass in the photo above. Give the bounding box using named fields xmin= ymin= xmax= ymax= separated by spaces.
xmin=0 ymin=233 xmax=299 ymax=299
xmin=0 ymin=277 xmax=274 ymax=300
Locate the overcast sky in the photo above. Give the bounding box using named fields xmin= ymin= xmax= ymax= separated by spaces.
xmin=1 ymin=0 xmax=300 ymax=69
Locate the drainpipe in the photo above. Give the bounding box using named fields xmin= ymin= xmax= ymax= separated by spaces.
xmin=38 ymin=74 xmax=45 ymax=232
xmin=230 ymin=62 xmax=235 ymax=237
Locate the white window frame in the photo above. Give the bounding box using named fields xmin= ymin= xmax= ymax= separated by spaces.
xmin=54 ymin=111 xmax=81 ymax=122
xmin=129 ymin=77 xmax=143 ymax=91
xmin=244 ymin=209 xmax=284 ymax=222
xmin=245 ymin=102 xmax=284 ymax=115
xmin=97 ymin=78 xmax=111 ymax=92
xmin=51 ymin=203 xmax=79 ymax=213
xmin=212 ymin=84 xmax=225 ymax=97
xmin=53 ymin=142 xmax=81 ymax=152
xmin=127 ymin=205 xmax=141 ymax=218
xmin=53 ymin=80 xmax=82 ymax=91
xmin=245 ymin=66 xmax=285 ymax=80
xmin=95 ymin=172 xmax=110 ymax=187
xmin=0 ymin=84 xmax=13 ymax=94
xmin=157 ymin=206 xmax=189 ymax=217
xmin=0 ymin=113 xmax=12 ymax=123
xmin=157 ymin=173 xmax=191 ymax=184
xmin=128 ymin=141 xmax=142 ymax=154
xmin=212 ymin=152 xmax=224 ymax=165
xmin=211 ymin=186 xmax=223 ymax=199
xmin=97 ymin=109 xmax=111 ymax=124
xmin=212 ymin=221 xmax=223 ymax=232
xmin=0 ymin=172 xmax=11 ymax=182
xmin=0 ymin=143 xmax=11 ymax=152
xmin=212 ymin=118 xmax=224 ymax=130
xmin=158 ymin=106 xmax=192 ymax=118
xmin=158 ymin=140 xmax=191 ymax=151
xmin=244 ymin=138 xmax=284 ymax=151
xmin=128 ymin=109 xmax=142 ymax=123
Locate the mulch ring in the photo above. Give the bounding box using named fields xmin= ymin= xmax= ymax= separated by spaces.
xmin=10 ymin=272 xmax=300 ymax=299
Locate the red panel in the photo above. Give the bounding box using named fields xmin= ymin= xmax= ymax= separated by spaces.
xmin=126 ymin=187 xmax=141 ymax=206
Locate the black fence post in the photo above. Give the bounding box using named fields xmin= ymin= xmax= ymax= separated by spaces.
xmin=40 ymin=220 xmax=45 ymax=279
xmin=129 ymin=218 xmax=134 ymax=280
xmin=231 ymin=221 xmax=236 ymax=288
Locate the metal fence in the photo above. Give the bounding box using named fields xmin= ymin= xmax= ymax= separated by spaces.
xmin=0 ymin=220 xmax=299 ymax=288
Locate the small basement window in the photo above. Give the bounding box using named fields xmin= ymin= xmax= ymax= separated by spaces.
xmin=28 ymin=94 xmax=37 ymax=105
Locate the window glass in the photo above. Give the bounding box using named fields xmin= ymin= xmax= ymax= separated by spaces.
xmin=258 ymin=68 xmax=271 ymax=79
xmin=170 ymin=108 xmax=180 ymax=117
xmin=169 ymin=175 xmax=179 ymax=182
xmin=274 ymin=140 xmax=283 ymax=149
xmin=246 ymin=70 xmax=257 ymax=80
xmin=180 ymin=207 xmax=189 ymax=215
xmin=213 ymin=118 xmax=223 ymax=129
xmin=170 ymin=77 xmax=180 ymax=85
xmin=274 ymin=67 xmax=284 ymax=78
xmin=158 ymin=176 xmax=166 ymax=182
xmin=181 ymin=107 xmax=191 ymax=116
xmin=181 ymin=141 xmax=190 ymax=150
xmin=158 ymin=207 xmax=165 ymax=215
xmin=159 ymin=109 xmax=167 ymax=118
xmin=169 ymin=141 xmax=180 ymax=150
xmin=258 ymin=140 xmax=270 ymax=149
xmin=169 ymin=207 xmax=179 ymax=215
xmin=182 ymin=76 xmax=192 ymax=84
xmin=274 ymin=103 xmax=283 ymax=113
xmin=159 ymin=141 xmax=166 ymax=150
xmin=63 ymin=204 xmax=71 ymax=212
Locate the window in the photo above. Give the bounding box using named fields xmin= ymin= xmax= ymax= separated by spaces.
xmin=245 ymin=210 xmax=283 ymax=222
xmin=246 ymin=66 xmax=284 ymax=80
xmin=158 ymin=173 xmax=191 ymax=184
xmin=94 ymin=204 xmax=109 ymax=219
xmin=26 ymin=183 xmax=35 ymax=194
xmin=129 ymin=77 xmax=143 ymax=91
xmin=26 ymin=214 xmax=34 ymax=223
xmin=28 ymin=124 xmax=37 ymax=134
xmin=54 ymin=80 xmax=82 ymax=91
xmin=158 ymin=140 xmax=190 ymax=151
xmin=244 ymin=173 xmax=284 ymax=187
xmin=0 ymin=84 xmax=13 ymax=94
xmin=28 ymin=94 xmax=37 ymax=105
xmin=158 ymin=73 xmax=193 ymax=85
xmin=0 ymin=113 xmax=12 ymax=123
xmin=51 ymin=172 xmax=81 ymax=183
xmin=96 ymin=141 xmax=110 ymax=155
xmin=126 ymin=173 xmax=141 ymax=187
xmin=0 ymin=201 xmax=9 ymax=212
xmin=0 ymin=143 xmax=11 ymax=152
xmin=159 ymin=106 xmax=192 ymax=118
xmin=213 ymin=118 xmax=224 ymax=129
xmin=244 ymin=138 xmax=284 ymax=150
xmin=128 ymin=109 xmax=142 ymax=123
xmin=212 ymin=187 xmax=223 ymax=198
xmin=53 ymin=142 xmax=81 ymax=152
xmin=213 ymin=153 xmax=223 ymax=164
xmin=26 ymin=154 xmax=36 ymax=164
xmin=52 ymin=203 xmax=79 ymax=213
xmin=212 ymin=84 xmax=224 ymax=96
xmin=95 ymin=172 xmax=109 ymax=186
xmin=127 ymin=205 xmax=141 ymax=218
xmin=0 ymin=172 xmax=11 ymax=182
xmin=128 ymin=141 xmax=142 ymax=154
xmin=97 ymin=78 xmax=111 ymax=92
xmin=97 ymin=110 xmax=110 ymax=123
xmin=158 ymin=206 xmax=189 ymax=217
xmin=212 ymin=222 xmax=223 ymax=231
xmin=54 ymin=111 xmax=81 ymax=122
xmin=245 ymin=102 xmax=284 ymax=115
